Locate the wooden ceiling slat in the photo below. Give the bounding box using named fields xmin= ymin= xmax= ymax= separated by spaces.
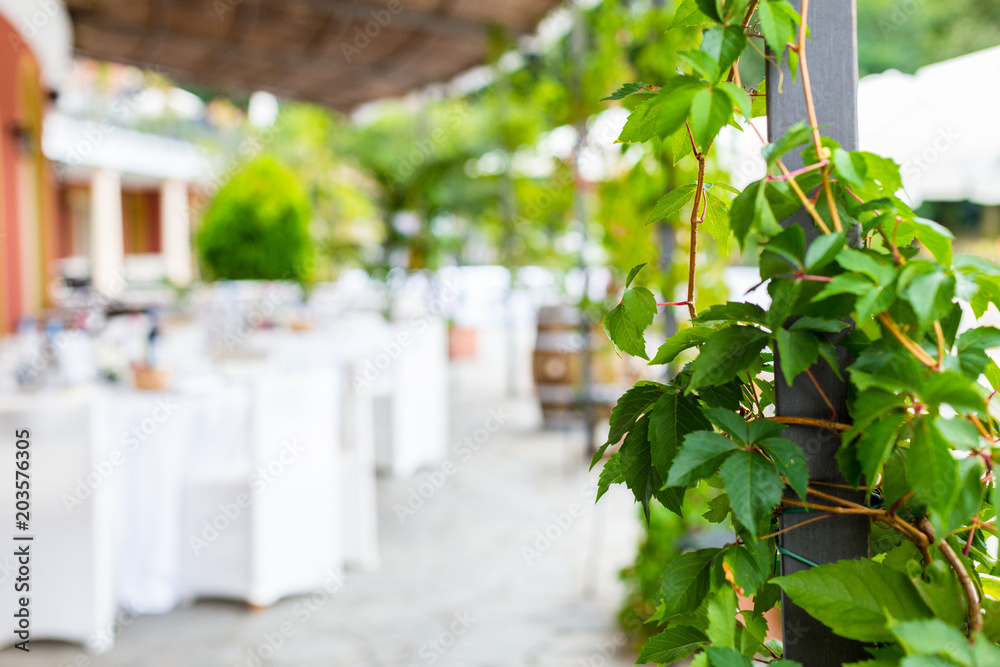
xmin=63 ymin=0 xmax=562 ymax=111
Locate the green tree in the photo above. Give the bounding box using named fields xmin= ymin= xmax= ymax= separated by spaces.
xmin=198 ymin=157 xmax=313 ymax=283
xmin=858 ymin=0 xmax=1000 ymax=75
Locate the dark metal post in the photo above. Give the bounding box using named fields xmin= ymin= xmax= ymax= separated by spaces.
xmin=767 ymin=2 xmax=870 ymax=665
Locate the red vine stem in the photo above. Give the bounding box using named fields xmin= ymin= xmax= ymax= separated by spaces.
xmin=919 ymin=518 xmax=982 ymax=634
xmin=685 ymin=132 xmax=706 ymax=320
xmin=680 ymin=1 xmax=760 ymax=321
xmin=767 ymin=160 xmax=828 ymax=182
xmin=797 ymin=0 xmax=842 ymax=233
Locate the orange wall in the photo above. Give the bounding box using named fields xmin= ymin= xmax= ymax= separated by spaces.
xmin=0 ymin=13 xmax=57 ymax=332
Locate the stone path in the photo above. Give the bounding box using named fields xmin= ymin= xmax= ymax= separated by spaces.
xmin=1 ymin=393 xmax=643 ymax=667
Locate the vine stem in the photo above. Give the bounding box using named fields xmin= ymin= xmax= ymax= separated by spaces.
xmin=748 ymin=373 xmax=765 ymax=418
xmin=797 ymin=0 xmax=842 ymax=233
xmin=677 ymin=0 xmax=759 ymax=321
xmin=767 ymin=160 xmax=828 ymax=182
xmin=933 ymin=320 xmax=946 ymax=370
xmin=763 ymin=416 xmax=850 ymax=431
xmin=684 ymin=122 xmax=708 ymax=320
xmin=747 ymin=119 xmax=832 ymax=234
xmin=760 ymin=512 xmax=836 ymax=540
xmin=781 ymin=498 xmax=879 ymax=515
xmin=877 ymin=313 xmax=939 ymax=369
xmin=805 ymin=368 xmax=837 ymax=421
xmin=805 ymin=487 xmax=931 ymax=551
xmin=919 ymin=518 xmax=982 ymax=635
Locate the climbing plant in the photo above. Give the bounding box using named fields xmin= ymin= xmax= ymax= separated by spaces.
xmin=595 ymin=1 xmax=1000 ymax=665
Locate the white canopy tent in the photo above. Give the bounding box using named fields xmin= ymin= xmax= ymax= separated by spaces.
xmin=715 ymin=45 xmax=1000 ymax=208
xmin=859 ymin=45 xmax=1000 ymax=207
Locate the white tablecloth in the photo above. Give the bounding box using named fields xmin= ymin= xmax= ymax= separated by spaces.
xmin=0 ymin=389 xmax=116 ymax=651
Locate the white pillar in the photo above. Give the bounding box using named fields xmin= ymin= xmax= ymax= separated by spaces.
xmin=90 ymin=168 xmax=124 ymax=297
xmin=160 ymin=180 xmax=192 ymax=286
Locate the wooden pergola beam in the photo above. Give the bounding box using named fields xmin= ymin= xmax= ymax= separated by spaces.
xmin=260 ymin=0 xmax=518 ymax=39
xmin=68 ymin=15 xmax=437 ymax=106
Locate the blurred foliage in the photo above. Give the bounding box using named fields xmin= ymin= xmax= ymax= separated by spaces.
xmin=617 ymin=485 xmax=718 ymax=649
xmin=197 ymin=157 xmax=313 ymax=284
xmin=858 ymin=0 xmax=1000 ymax=76
xmin=196 ymin=0 xmax=740 ymax=313
xmin=261 ymin=105 xmax=378 ymax=280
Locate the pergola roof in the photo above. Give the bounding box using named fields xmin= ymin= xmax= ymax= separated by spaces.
xmin=64 ymin=0 xmax=562 ymax=111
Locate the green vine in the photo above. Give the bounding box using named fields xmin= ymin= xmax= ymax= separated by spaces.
xmin=596 ymin=1 xmax=1000 ymax=665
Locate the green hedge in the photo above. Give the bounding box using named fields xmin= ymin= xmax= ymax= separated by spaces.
xmin=198 ymin=157 xmax=313 ymax=284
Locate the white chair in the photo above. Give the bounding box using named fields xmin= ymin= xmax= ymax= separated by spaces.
xmin=376 ymin=317 xmax=449 ymax=478
xmin=181 ymin=370 xmax=343 ymax=606
xmin=0 ymin=389 xmax=116 ymax=651
xmin=339 ymin=367 xmax=379 ymax=570
xmin=106 ymin=387 xmax=195 ymax=615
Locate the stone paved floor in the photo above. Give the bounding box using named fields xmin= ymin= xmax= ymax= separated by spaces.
xmin=1 ymin=389 xmax=644 ymax=666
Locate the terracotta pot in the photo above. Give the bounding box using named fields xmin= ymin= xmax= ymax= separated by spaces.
xmin=132 ymin=365 xmax=172 ymax=392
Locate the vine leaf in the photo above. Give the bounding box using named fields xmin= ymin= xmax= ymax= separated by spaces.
xmin=618 ymin=415 xmax=668 ymax=521
xmin=690 ymin=87 xmax=734 ymax=151
xmin=590 ymin=382 xmax=663 ymax=469
xmin=763 ymin=121 xmax=813 ymax=168
xmin=756 ymin=0 xmax=799 ymax=65
xmin=703 ymin=193 xmax=732 ymax=251
xmin=897 ymin=217 xmax=954 ymax=267
xmin=776 ymin=328 xmax=820 ymax=386
xmin=655 ymin=77 xmax=707 ymax=138
xmin=625 ymin=263 xmax=646 ymax=288
xmin=757 ymin=437 xmax=808 ymax=501
xmin=694 ymin=0 xmax=722 ymax=22
xmin=889 ymin=619 xmax=972 ymax=665
xmin=832 ymin=148 xmax=865 ymax=189
xmin=707 ymin=586 xmax=739 ymax=649
xmin=650 ymin=326 xmax=713 ymax=365
xmin=899 ymin=265 xmax=955 ymax=331
xmin=604 ymin=284 xmax=657 ymax=361
xmin=705 ymin=406 xmax=751 ymax=443
xmin=694 ymin=301 xmax=768 ymax=326
xmin=723 ymin=543 xmax=767 ymax=597
xmin=603 ymin=304 xmax=647 ymax=359
xmin=667 ymin=431 xmax=740 ymax=487
xmin=920 ymin=371 xmax=985 ymax=414
xmin=719 ymin=450 xmax=784 ymax=530
xmin=679 ymin=49 xmax=722 ymax=82
xmin=854 ymin=413 xmax=906 ymax=490
xmin=906 ymin=419 xmax=959 ymax=520
xmin=602 ymin=81 xmax=652 ymax=101
xmin=700 ymin=25 xmax=747 ymax=81
xmin=658 ymin=548 xmax=719 ymax=620
xmin=932 ymin=416 xmax=980 ymax=451
xmin=717 ymin=82 xmax=751 ymax=119
xmin=956 ymin=326 xmax=1000 ymax=377
xmin=646 ymin=184 xmax=698 ymax=225
xmin=616 ymin=96 xmax=662 ymax=144
xmin=774 ymin=559 xmax=934 ymax=642
xmin=804 ymin=231 xmax=846 ymax=271
xmin=636 ymin=626 xmax=708 ymax=665
xmin=595 ymin=452 xmax=624 ymax=502
xmin=649 ymin=387 xmax=712 ymax=482
xmin=730 ymin=180 xmax=796 ymax=250
xmin=687 ymin=325 xmax=769 ymax=390
xmin=705 ymin=645 xmax=753 ymax=667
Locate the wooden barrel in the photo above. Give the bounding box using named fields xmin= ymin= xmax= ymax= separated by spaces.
xmin=533 ymin=306 xmax=636 ymax=428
